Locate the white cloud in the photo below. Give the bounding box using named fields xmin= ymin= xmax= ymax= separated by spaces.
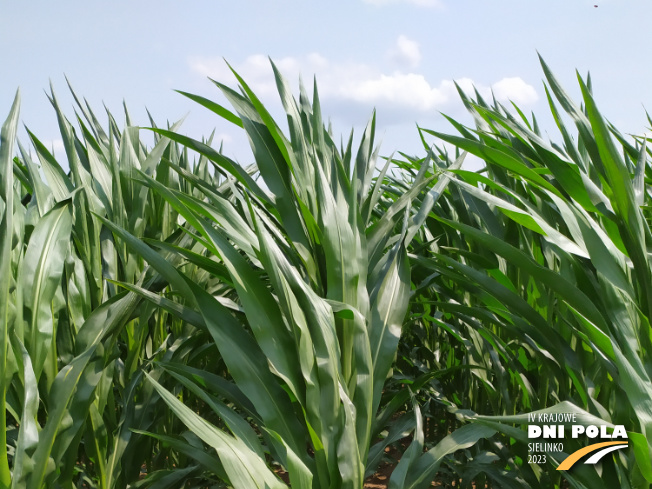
xmin=363 ymin=0 xmax=444 ymax=7
xmin=491 ymin=77 xmax=539 ymax=105
xmin=188 ymin=54 xmax=538 ymax=123
xmin=340 ymin=73 xmax=450 ymax=110
xmin=215 ymin=132 xmax=233 ymax=144
xmin=49 ymin=139 xmax=65 ymax=154
xmin=190 ymin=54 xmax=279 ymax=97
xmin=388 ymin=35 xmax=422 ymax=68
xmin=40 ymin=139 xmax=66 ymax=159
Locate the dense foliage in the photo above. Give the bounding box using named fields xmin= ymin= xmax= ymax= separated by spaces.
xmin=1 ymin=58 xmax=651 ymax=488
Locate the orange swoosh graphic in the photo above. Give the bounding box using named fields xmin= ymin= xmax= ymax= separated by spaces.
xmin=557 ymin=441 xmax=628 ymax=471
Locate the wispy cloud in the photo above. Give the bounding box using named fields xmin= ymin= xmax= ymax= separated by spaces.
xmin=388 ymin=35 xmax=422 ymax=69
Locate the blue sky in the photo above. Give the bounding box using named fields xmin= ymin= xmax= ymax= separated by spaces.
xmin=2 ymin=0 xmax=651 ymax=164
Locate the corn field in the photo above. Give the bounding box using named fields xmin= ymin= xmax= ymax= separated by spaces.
xmin=1 ymin=57 xmax=651 ymax=488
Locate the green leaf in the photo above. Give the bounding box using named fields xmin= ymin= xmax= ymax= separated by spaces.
xmin=145 ymin=373 xmax=288 ymax=489
xmin=0 ymin=90 xmax=20 ymax=489
xmin=404 ymin=423 xmax=497 ymax=489
xmin=20 ymin=201 xmax=72 ymax=380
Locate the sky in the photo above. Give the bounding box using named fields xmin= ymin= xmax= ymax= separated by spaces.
xmin=2 ymin=0 xmax=652 ymax=167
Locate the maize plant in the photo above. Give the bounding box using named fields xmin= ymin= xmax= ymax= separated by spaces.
xmin=0 ymin=84 xmax=235 ymax=488
xmin=402 ymin=56 xmax=652 ymax=488
xmin=2 ymin=56 xmax=652 ymax=489
xmin=99 ymin=61 xmax=494 ymax=489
